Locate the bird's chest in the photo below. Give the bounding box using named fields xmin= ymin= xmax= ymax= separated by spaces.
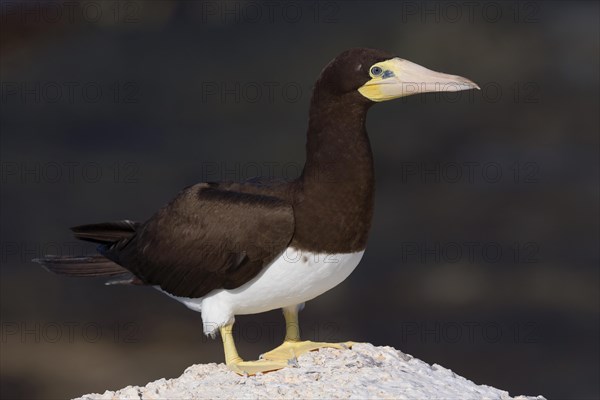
xmin=205 ymin=247 xmax=365 ymax=315
xmin=264 ymin=248 xmax=365 ymax=299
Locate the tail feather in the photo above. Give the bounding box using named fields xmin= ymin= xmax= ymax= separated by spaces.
xmin=33 ymin=255 xmax=129 ymax=277
xmin=71 ymin=220 xmax=140 ymax=244
xmin=35 ymin=219 xmax=140 ymax=283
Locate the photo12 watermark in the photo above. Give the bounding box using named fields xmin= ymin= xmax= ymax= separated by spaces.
xmin=396 ymin=1 xmax=541 ymax=24
xmin=199 ymin=81 xmax=303 ymax=104
xmin=1 ymin=1 xmax=142 ymax=25
xmin=0 ymin=161 xmax=140 ymax=185
xmin=0 ymin=81 xmax=140 ymax=105
xmin=1 ymin=241 xmax=97 ymax=264
xmin=396 ymin=161 xmax=541 ymax=185
xmin=1 ymin=321 xmax=144 ymax=344
xmin=193 ymin=1 xmax=340 ymax=25
xmin=396 ymin=241 xmax=541 ymax=264
xmin=398 ymin=320 xmax=541 ymax=344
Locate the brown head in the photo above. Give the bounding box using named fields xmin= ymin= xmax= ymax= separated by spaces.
xmin=297 ymin=49 xmax=479 ymax=253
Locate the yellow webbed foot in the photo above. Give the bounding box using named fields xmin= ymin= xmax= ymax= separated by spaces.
xmin=226 ymin=357 xmax=295 ymax=376
xmin=220 ymin=313 xmax=355 ymax=376
xmin=260 ymin=340 xmax=355 ymax=362
xmin=221 ymin=324 xmax=293 ymax=376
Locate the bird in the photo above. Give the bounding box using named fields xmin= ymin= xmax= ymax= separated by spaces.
xmin=34 ymin=48 xmax=479 ymax=375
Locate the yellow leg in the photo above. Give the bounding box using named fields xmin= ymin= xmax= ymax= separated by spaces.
xmin=260 ymin=306 xmax=354 ymax=362
xmin=220 ymin=324 xmax=291 ymax=375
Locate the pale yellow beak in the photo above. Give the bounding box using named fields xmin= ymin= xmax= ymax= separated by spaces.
xmin=358 ymin=58 xmax=480 ymax=102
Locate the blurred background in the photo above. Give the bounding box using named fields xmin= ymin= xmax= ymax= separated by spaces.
xmin=1 ymin=1 xmax=598 ymax=399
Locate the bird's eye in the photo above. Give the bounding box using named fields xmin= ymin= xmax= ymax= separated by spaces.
xmin=370 ymin=66 xmax=383 ymax=76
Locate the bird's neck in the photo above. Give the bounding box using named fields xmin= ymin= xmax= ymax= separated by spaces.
xmin=303 ymin=92 xmax=373 ymax=182
xmin=292 ymin=91 xmax=374 ymax=253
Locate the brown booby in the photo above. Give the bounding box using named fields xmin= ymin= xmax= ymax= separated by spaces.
xmin=34 ymin=48 xmax=479 ymax=375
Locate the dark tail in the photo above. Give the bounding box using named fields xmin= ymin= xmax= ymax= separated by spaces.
xmin=33 ymin=255 xmax=129 ymax=277
xmin=34 ymin=220 xmax=140 ymax=282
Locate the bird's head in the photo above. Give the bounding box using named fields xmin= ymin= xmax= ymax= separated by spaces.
xmin=316 ymin=48 xmax=479 ymax=103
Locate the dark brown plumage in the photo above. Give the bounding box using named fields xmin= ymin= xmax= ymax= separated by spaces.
xmin=110 ymin=183 xmax=295 ymax=297
xmin=35 ymin=49 xmax=396 ymax=297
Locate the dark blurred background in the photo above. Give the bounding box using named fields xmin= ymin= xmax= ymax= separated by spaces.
xmin=1 ymin=1 xmax=598 ymax=399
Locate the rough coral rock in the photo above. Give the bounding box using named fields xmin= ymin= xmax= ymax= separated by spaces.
xmin=75 ymin=343 xmax=546 ymax=400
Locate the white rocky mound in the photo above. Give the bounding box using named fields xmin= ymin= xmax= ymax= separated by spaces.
xmin=76 ymin=343 xmax=545 ymax=400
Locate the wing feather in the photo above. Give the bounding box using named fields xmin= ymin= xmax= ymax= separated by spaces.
xmin=103 ymin=183 xmax=295 ymax=298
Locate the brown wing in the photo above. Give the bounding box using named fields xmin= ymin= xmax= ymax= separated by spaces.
xmin=102 ymin=183 xmax=295 ymax=298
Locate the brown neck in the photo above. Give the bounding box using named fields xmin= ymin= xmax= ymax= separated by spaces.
xmin=291 ymin=89 xmax=375 ymax=253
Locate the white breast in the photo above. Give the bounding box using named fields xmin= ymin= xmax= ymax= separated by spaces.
xmin=160 ymin=247 xmax=364 ymax=336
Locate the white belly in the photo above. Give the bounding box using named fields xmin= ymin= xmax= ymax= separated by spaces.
xmin=161 ymin=247 xmax=364 ymax=336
